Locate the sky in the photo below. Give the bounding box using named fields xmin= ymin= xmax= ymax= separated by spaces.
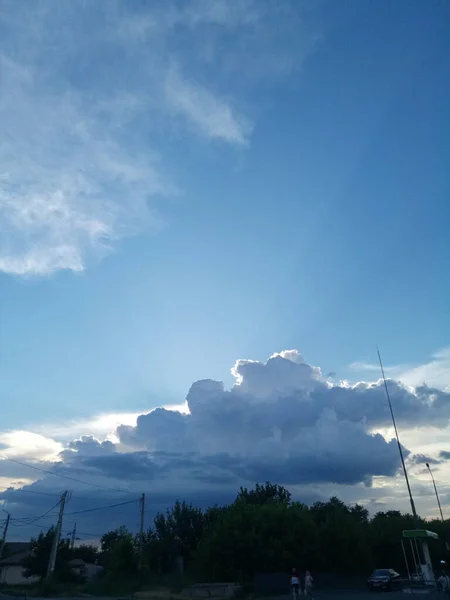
xmin=0 ymin=0 xmax=449 ymax=542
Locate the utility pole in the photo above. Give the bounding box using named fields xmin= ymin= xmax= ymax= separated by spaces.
xmin=138 ymin=493 xmax=145 ymax=573
xmin=70 ymin=523 xmax=77 ymax=550
xmin=46 ymin=491 xmax=68 ymax=581
xmin=0 ymin=513 xmax=10 ymax=562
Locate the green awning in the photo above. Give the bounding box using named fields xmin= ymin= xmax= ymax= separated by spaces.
xmin=403 ymin=530 xmax=439 ymax=540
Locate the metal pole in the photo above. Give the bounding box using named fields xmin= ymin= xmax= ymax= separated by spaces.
xmin=426 ymin=463 xmax=445 ymax=521
xmin=410 ymin=540 xmax=419 ymax=577
xmin=46 ymin=491 xmax=68 ymax=581
xmin=426 ymin=463 xmax=450 ymax=551
xmin=138 ymin=493 xmax=145 ymax=573
xmin=401 ymin=539 xmax=411 ymax=581
xmin=70 ymin=523 xmax=76 ymax=550
xmin=377 ymin=348 xmax=419 ymax=526
xmin=0 ymin=513 xmax=10 ymax=562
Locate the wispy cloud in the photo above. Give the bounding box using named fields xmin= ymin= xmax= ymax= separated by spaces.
xmin=0 ymin=0 xmax=317 ymax=276
xmin=0 ymin=50 xmax=170 ymax=276
xmin=165 ymin=67 xmax=251 ymax=144
xmin=349 ymin=347 xmax=450 ymax=390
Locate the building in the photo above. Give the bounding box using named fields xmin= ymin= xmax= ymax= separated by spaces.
xmin=68 ymin=558 xmax=104 ymax=581
xmin=0 ymin=542 xmax=39 ymax=586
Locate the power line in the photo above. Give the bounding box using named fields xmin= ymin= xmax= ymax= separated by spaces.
xmin=64 ymin=529 xmax=104 ymax=539
xmin=65 ymin=498 xmax=138 ymax=517
xmin=10 ymin=499 xmax=62 ymax=526
xmin=7 ymin=498 xmax=138 ymax=529
xmin=0 ymin=456 xmax=135 ymax=494
xmin=8 ymin=518 xmax=117 ymax=539
xmin=0 ymin=485 xmax=64 ymax=498
xmin=0 ymin=484 xmax=111 ymax=501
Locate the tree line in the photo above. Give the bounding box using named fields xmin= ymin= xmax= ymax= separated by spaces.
xmin=18 ymin=483 xmax=450 ymax=584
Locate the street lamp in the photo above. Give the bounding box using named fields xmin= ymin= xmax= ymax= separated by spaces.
xmin=425 ymin=462 xmax=445 ymax=522
xmin=426 ymin=462 xmax=449 ymax=552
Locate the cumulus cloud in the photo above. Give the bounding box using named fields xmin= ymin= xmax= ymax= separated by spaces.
xmin=59 ymin=436 xmax=116 ymax=463
xmin=113 ymin=349 xmax=450 ymax=488
xmin=0 ymin=0 xmax=316 ymax=276
xmin=3 ymin=348 xmax=450 ymax=539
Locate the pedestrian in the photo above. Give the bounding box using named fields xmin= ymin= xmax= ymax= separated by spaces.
xmin=291 ymin=568 xmax=300 ymax=598
xmin=304 ymin=571 xmax=314 ymax=599
xmin=437 ymin=571 xmax=450 ymax=594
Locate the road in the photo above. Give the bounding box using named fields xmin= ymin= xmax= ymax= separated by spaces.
xmin=263 ymin=592 xmax=435 ymax=599
xmin=0 ymin=592 xmax=439 ymax=600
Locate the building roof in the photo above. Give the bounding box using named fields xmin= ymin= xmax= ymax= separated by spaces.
xmin=2 ymin=542 xmax=30 ymax=556
xmin=0 ymin=549 xmax=31 ymax=566
xmin=0 ymin=542 xmax=31 ymax=566
xmin=68 ymin=558 xmax=86 ymax=567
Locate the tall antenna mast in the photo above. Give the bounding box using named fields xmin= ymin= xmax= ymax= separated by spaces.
xmin=377 ymin=347 xmax=419 ymax=526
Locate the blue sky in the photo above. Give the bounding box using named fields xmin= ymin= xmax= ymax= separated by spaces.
xmin=1 ymin=0 xmax=448 ymax=429
xmin=0 ymin=0 xmax=449 ymax=538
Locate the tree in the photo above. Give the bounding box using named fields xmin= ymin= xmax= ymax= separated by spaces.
xmin=72 ymin=543 xmax=99 ymax=564
xmin=100 ymin=525 xmax=131 ymax=556
xmin=145 ymin=500 xmax=206 ymax=574
xmin=350 ymin=503 xmax=369 ymax=524
xmin=195 ymin=500 xmax=317 ymax=580
xmin=23 ymin=526 xmax=72 ymax=581
xmin=370 ymin=511 xmax=419 ymax=571
xmin=57 ymin=482 xmax=449 ymax=583
xmin=236 ymin=482 xmax=291 ymax=506
xmin=101 ymin=526 xmax=137 ymax=576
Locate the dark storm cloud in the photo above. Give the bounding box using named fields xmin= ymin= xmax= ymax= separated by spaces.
xmin=439 ymin=451 xmax=450 ymax=460
xmin=81 ymin=451 xmax=161 ymax=480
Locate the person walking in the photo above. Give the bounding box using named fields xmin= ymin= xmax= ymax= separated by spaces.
xmin=291 ymin=568 xmax=300 ymax=598
xmin=304 ymin=571 xmax=314 ymax=599
xmin=437 ymin=571 xmax=450 ymax=594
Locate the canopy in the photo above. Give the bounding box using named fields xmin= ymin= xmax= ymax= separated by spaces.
xmin=402 ymin=529 xmax=439 ymax=540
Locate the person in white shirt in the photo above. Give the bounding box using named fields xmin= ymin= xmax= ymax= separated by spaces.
xmin=304 ymin=571 xmax=314 ymax=599
xmin=438 ymin=573 xmax=450 ymax=592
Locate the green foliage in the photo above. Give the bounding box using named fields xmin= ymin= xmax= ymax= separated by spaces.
xmin=72 ymin=543 xmax=99 ymax=564
xmin=195 ymin=500 xmax=316 ymax=580
xmin=22 ymin=526 xmax=72 ymax=581
xmin=94 ymin=482 xmax=449 ymax=584
xmin=236 ymin=482 xmax=292 ymax=506
xmin=143 ymin=500 xmax=207 ymax=574
xmin=100 ymin=526 xmax=138 ymax=576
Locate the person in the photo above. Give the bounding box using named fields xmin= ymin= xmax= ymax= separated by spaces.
xmin=304 ymin=571 xmax=314 ymax=599
xmin=291 ymin=568 xmax=300 ymax=597
xmin=437 ymin=571 xmax=450 ymax=593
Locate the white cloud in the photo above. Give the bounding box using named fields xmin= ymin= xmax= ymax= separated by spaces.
xmin=0 ymin=431 xmax=63 ymax=461
xmin=29 ymin=403 xmax=190 ymax=444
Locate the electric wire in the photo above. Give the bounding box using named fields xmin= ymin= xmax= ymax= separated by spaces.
xmin=0 ymin=456 xmax=135 ymax=494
